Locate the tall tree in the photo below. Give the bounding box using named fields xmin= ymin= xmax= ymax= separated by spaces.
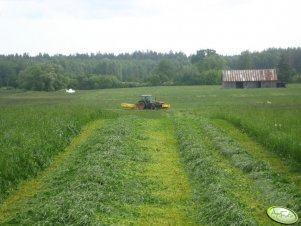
xmin=157 ymin=60 xmax=177 ymax=83
xmin=18 ymin=63 xmax=66 ymax=91
xmin=191 ymin=49 xmax=217 ymax=65
xmin=277 ymin=53 xmax=294 ymax=82
xmin=0 ymin=61 xmax=17 ymax=88
xmin=238 ymin=50 xmax=253 ymax=69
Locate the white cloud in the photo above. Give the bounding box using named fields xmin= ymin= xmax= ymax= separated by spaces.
xmin=0 ymin=0 xmax=300 ymax=55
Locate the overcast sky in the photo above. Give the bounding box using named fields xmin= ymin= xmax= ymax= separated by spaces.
xmin=0 ymin=0 xmax=300 ymax=56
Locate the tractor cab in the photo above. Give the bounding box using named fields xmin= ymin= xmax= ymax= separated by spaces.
xmin=140 ymin=95 xmax=154 ymax=103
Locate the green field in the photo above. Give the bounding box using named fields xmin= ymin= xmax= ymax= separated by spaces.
xmin=0 ymin=85 xmax=300 ymax=225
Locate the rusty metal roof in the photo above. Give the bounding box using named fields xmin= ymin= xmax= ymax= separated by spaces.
xmin=223 ymin=69 xmax=277 ymax=82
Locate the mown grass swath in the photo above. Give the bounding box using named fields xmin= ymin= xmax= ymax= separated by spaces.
xmin=1 ymin=116 xmax=158 ymax=225
xmin=172 ymin=112 xmax=301 ymax=225
xmin=214 ymin=107 xmax=301 ymax=164
xmin=0 ymin=104 xmax=115 ymax=201
xmin=172 ymin=113 xmax=257 ymax=225
xmin=197 ymin=115 xmax=301 ymax=209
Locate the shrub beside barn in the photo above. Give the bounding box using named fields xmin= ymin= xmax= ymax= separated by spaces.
xmin=222 ymin=69 xmax=278 ymax=88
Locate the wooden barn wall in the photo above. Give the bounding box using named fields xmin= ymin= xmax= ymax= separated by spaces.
xmin=223 ymin=81 xmax=277 ymax=88
xmin=223 ymin=82 xmax=236 ymax=88
xmin=261 ymin=81 xmax=277 ymax=88
xmin=243 ymin=82 xmax=259 ymax=88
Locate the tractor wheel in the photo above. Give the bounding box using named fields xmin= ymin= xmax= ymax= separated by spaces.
xmin=138 ymin=101 xmax=145 ymax=110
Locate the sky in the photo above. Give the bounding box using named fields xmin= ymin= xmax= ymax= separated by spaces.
xmin=0 ymin=0 xmax=300 ymax=56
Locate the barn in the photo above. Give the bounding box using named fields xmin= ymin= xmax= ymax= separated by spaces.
xmin=222 ymin=69 xmax=278 ymax=88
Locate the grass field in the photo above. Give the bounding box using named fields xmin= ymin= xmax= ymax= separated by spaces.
xmin=0 ymin=85 xmax=300 ymax=225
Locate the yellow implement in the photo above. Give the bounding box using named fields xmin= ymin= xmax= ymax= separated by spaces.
xmin=162 ymin=103 xmax=171 ymax=109
xmin=121 ymin=103 xmax=137 ymax=109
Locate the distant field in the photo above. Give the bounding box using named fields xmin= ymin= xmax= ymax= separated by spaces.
xmin=0 ymin=85 xmax=300 ymax=225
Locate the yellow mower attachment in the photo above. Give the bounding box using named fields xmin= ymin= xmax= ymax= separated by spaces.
xmin=121 ymin=103 xmax=137 ymax=109
xmin=162 ymin=103 xmax=171 ymax=109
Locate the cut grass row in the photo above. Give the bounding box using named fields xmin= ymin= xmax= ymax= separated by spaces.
xmin=199 ymin=116 xmax=301 ymax=210
xmin=0 ymin=104 xmax=116 ymax=202
xmin=213 ymin=119 xmax=301 ymax=189
xmin=213 ymin=107 xmax=301 ymax=165
xmin=1 ymin=116 xmax=149 ymax=224
xmin=172 ymin=112 xmax=301 ymax=225
xmin=172 ymin=113 xmax=258 ymax=225
xmin=0 ymin=119 xmax=106 ymax=223
xmin=0 ymin=115 xmax=196 ymax=225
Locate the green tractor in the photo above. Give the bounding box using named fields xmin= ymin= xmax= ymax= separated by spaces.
xmin=137 ymin=95 xmax=170 ymax=110
xmin=121 ymin=95 xmax=171 ymax=110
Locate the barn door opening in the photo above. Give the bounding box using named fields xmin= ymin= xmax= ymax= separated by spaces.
xmin=258 ymin=82 xmax=261 ymax=88
xmin=236 ymin=82 xmax=243 ymax=88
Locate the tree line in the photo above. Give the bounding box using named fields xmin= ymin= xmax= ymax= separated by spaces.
xmin=0 ymin=48 xmax=300 ymax=91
